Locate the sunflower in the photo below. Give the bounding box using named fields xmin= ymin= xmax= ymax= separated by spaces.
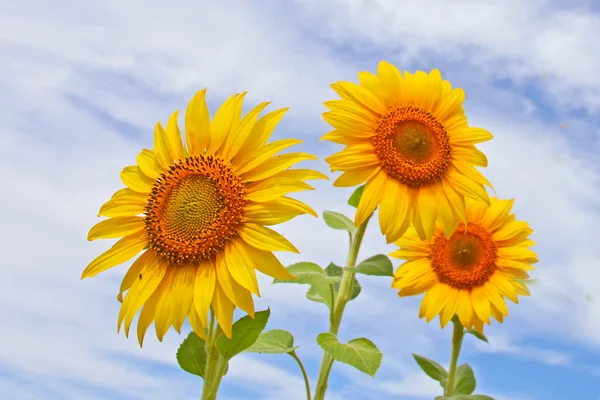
xmin=390 ymin=197 xmax=537 ymax=333
xmin=323 ymin=61 xmax=493 ymax=242
xmin=82 ymin=89 xmax=326 ymax=345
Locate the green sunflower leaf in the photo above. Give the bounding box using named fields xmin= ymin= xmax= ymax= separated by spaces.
xmin=346 ymin=254 xmax=393 ymax=277
xmin=322 ymin=210 xmax=356 ymax=235
xmin=244 ymin=329 xmax=298 ymax=354
xmin=412 ymin=354 xmax=448 ymax=382
xmin=216 ymin=308 xmax=270 ymax=360
xmin=316 ymin=333 xmax=383 ymax=377
xmin=454 ymin=363 xmax=476 ymax=395
xmin=272 ymin=262 xmax=340 ymax=285
xmin=176 ymin=331 xmax=207 ymax=378
xmin=348 ymin=185 xmax=365 ymax=208
xmin=465 ymin=329 xmax=489 ymax=344
xmin=305 ymin=263 xmax=361 ymax=308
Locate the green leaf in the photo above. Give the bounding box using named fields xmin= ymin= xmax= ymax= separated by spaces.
xmin=348 ymin=185 xmax=365 ymax=208
xmin=176 ymin=331 xmax=207 ymax=378
xmin=346 ymin=254 xmax=393 ymax=277
xmin=322 ymin=211 xmax=356 ymax=235
xmin=454 ymin=363 xmax=476 ymax=395
xmin=305 ymin=263 xmax=361 ymax=308
xmin=465 ymin=329 xmax=489 ymax=344
xmin=273 ymin=262 xmax=340 ymax=285
xmin=412 ymin=354 xmax=448 ymax=382
xmin=245 ymin=329 xmax=298 ymax=354
xmin=317 ymin=333 xmax=383 ymax=377
xmin=586 ymin=292 xmax=593 ymax=302
xmin=216 ymin=309 xmax=270 ymax=360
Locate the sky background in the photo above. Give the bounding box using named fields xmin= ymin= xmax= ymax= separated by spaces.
xmin=2 ymin=0 xmax=600 ymax=399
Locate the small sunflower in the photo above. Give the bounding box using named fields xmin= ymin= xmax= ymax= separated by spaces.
xmin=390 ymin=197 xmax=537 ymax=333
xmin=83 ymin=89 xmax=326 ymax=345
xmin=323 ymin=61 xmax=493 ymax=242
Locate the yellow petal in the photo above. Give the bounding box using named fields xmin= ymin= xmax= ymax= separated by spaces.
xmin=455 ymin=289 xmax=473 ymax=328
xmin=334 ymin=81 xmax=387 ymax=115
xmin=238 ymin=223 xmax=299 ymax=253
xmin=168 ymin=264 xmax=197 ymax=333
xmin=213 ymin=283 xmax=235 ymax=338
xmin=237 ymin=138 xmax=303 ymax=174
xmin=452 ymin=145 xmax=488 ymax=167
xmin=493 ymin=221 xmax=532 ymax=245
xmin=377 ymin=61 xmax=403 ymax=107
xmin=81 ymin=231 xmax=146 ymax=278
xmin=480 ymin=198 xmax=514 ymax=232
xmin=188 ymin=304 xmax=208 ymax=340
xmin=323 ymin=112 xmax=376 ymax=137
xmin=417 ymin=186 xmax=438 ymax=241
xmin=238 ymin=241 xmax=295 ymax=280
xmin=439 ymin=288 xmax=459 ymax=328
xmin=207 ymin=93 xmax=240 ymax=155
xmin=333 ymin=166 xmax=380 ymax=187
xmin=434 ymin=182 xmax=461 ymax=238
xmin=226 ymin=240 xmax=260 ymax=295
xmin=137 ymin=149 xmax=162 ymax=180
xmin=441 ymin=179 xmax=467 ymax=224
xmin=243 ymin=153 xmax=318 ymax=182
xmin=118 ymin=250 xmax=153 ymax=302
xmin=111 ymin=188 xmax=148 ymax=201
xmin=221 ymin=102 xmax=271 ymax=162
xmin=420 ymin=284 xmax=451 ymax=322
xmin=383 ymin=183 xmax=413 ymax=243
xmin=445 ymin=166 xmax=490 ymax=205
xmin=326 ymin=144 xmax=378 ymax=171
xmin=193 ymin=261 xmax=216 ymax=326
xmin=137 ymin=284 xmax=164 ymax=347
xmin=489 ymin=274 xmax=519 ymax=304
xmin=119 ymin=254 xmax=167 ymax=336
xmin=185 ymin=88 xmax=211 ymax=155
xmin=471 ymin=286 xmax=491 ymax=324
xmin=154 ymin=122 xmax=172 ymax=169
xmin=324 ymin=99 xmax=379 ymax=124
xmin=451 ymin=127 xmax=493 ymax=145
xmin=235 ymin=108 xmax=289 ymax=161
xmin=246 ymin=178 xmax=314 ymax=203
xmin=271 ymin=168 xmax=329 ymax=182
xmin=98 ymin=198 xmax=146 ymax=218
xmin=216 ymin=251 xmax=255 ymax=318
xmin=355 ymin=171 xmax=386 ymax=226
xmin=485 ymin=283 xmax=508 ymax=317
xmin=165 ymin=111 xmax=185 ymax=161
xmin=153 ymin=267 xmax=176 ymax=341
xmin=87 ymin=216 xmax=144 ymax=241
xmin=244 ymin=201 xmax=308 ymax=226
xmin=497 ymin=247 xmax=538 ymax=263
xmin=120 ymin=166 xmax=155 ymax=193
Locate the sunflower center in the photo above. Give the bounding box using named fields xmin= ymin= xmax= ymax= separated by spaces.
xmin=430 ymin=223 xmax=497 ymax=290
xmin=372 ymin=106 xmax=451 ymax=188
xmin=144 ymin=155 xmax=247 ymax=264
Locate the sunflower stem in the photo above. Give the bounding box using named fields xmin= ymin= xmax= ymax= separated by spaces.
xmin=313 ymin=213 xmax=371 ymax=400
xmin=201 ymin=310 xmax=223 ymax=400
xmin=444 ymin=316 xmax=465 ymax=397
xmin=290 ymin=350 xmax=312 ymax=400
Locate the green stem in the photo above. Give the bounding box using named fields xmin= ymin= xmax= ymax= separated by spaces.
xmin=313 ymin=214 xmax=372 ymax=400
xmin=290 ymin=351 xmax=311 ymax=400
xmin=201 ymin=311 xmax=223 ymax=400
xmin=444 ymin=316 xmax=465 ymax=397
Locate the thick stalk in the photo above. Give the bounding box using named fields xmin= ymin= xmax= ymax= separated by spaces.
xmin=313 ymin=214 xmax=371 ymax=400
xmin=201 ymin=312 xmax=222 ymax=400
xmin=444 ymin=317 xmax=465 ymax=397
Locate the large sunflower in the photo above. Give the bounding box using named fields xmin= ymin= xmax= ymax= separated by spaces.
xmin=82 ymin=89 xmax=326 ymax=345
xmin=323 ymin=61 xmax=493 ymax=242
xmin=390 ymin=197 xmax=537 ymax=333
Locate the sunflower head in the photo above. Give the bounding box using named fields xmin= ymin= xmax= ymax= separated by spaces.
xmin=82 ymin=89 xmax=327 ymax=346
xmin=390 ymin=197 xmax=537 ymax=333
xmin=323 ymin=61 xmax=493 ymax=243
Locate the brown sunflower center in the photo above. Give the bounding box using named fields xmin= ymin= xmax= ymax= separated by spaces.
xmin=144 ymin=155 xmax=247 ymax=264
xmin=430 ymin=223 xmax=497 ymax=290
xmin=372 ymin=106 xmax=451 ymax=188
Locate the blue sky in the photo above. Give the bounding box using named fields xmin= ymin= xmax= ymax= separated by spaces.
xmin=1 ymin=0 xmax=600 ymax=399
